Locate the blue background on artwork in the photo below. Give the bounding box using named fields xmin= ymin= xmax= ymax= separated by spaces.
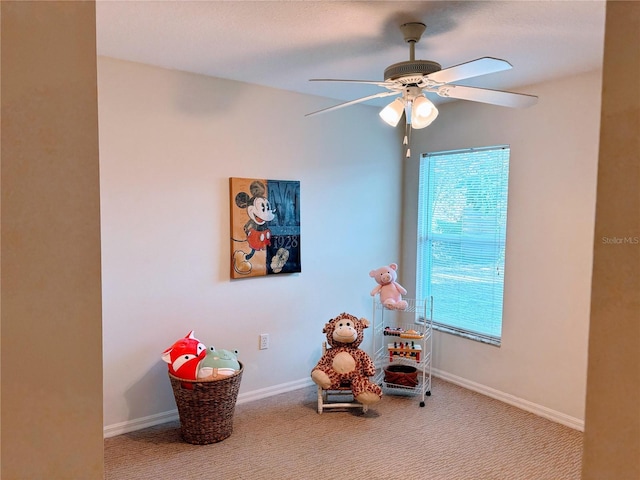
xmin=267 ymin=180 xmax=301 ymax=273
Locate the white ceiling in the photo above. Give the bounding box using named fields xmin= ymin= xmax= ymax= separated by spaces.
xmin=96 ymin=1 xmax=606 ymax=109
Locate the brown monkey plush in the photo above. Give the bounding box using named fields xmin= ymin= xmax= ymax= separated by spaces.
xmin=311 ymin=313 xmax=382 ymax=405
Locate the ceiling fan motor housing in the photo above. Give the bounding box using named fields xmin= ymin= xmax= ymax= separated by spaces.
xmin=384 ymin=60 xmax=442 ymax=82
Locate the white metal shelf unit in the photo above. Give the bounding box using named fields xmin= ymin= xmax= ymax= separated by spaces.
xmin=372 ymin=297 xmax=433 ymax=407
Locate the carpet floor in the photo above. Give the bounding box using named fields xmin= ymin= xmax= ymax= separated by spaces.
xmin=104 ymin=377 xmax=583 ymax=479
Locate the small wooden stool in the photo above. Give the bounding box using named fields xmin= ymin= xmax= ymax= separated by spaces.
xmin=316 ymin=342 xmax=368 ymax=414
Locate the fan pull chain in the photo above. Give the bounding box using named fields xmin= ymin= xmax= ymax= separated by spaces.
xmin=405 ymin=123 xmax=412 ymax=158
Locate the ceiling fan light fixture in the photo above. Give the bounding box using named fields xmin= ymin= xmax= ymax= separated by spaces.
xmin=411 ymin=95 xmax=439 ymax=129
xmin=306 ymin=23 xmax=538 ymax=128
xmin=379 ymin=98 xmax=405 ymax=127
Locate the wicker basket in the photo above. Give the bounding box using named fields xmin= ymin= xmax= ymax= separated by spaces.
xmin=384 ymin=364 xmax=418 ymax=387
xmin=169 ymin=362 xmax=243 ymax=445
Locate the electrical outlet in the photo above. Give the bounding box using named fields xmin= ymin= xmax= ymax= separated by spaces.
xmin=259 ymin=333 xmax=269 ymax=350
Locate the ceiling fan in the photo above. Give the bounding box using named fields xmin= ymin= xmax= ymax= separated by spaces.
xmin=306 ymin=22 xmax=538 ymax=129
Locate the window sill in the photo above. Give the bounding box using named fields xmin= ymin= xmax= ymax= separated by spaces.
xmin=433 ymin=323 xmax=501 ymax=347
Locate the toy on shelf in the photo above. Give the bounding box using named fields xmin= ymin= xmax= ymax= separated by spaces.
xmin=369 ymin=263 xmax=408 ymax=310
xmin=387 ymin=340 xmax=422 ymax=362
xmin=383 ymin=326 xmax=424 ymax=339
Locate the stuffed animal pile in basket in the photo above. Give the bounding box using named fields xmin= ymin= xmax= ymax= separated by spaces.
xmin=162 ymin=331 xmax=243 ymax=445
xmin=162 ymin=330 xmax=241 ymax=383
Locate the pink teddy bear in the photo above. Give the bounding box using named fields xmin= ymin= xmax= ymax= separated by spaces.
xmin=369 ymin=263 xmax=408 ymax=310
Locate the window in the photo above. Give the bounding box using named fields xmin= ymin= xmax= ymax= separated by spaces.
xmin=416 ymin=146 xmax=510 ymax=345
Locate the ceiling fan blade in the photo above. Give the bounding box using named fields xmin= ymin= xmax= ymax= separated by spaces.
xmin=426 ymin=57 xmax=512 ymax=84
xmin=310 ymin=78 xmax=394 ymax=88
xmin=305 ymin=91 xmax=400 ymax=117
xmin=436 ymin=84 xmax=538 ymax=108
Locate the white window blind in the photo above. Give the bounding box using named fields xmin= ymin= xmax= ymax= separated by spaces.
xmin=417 ymin=146 xmax=510 ymax=345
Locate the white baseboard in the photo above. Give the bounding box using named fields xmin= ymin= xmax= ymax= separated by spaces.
xmin=105 ymin=373 xmax=584 ymax=437
xmin=104 ymin=410 xmax=180 ymax=438
xmin=103 ymin=377 xmax=315 ymax=438
xmin=432 ymin=368 xmax=585 ymax=432
xmin=235 ymin=377 xmax=315 ymax=405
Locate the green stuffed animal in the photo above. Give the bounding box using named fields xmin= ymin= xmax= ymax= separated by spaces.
xmin=197 ymin=346 xmax=241 ymax=380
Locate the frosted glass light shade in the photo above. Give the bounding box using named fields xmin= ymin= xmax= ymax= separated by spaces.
xmin=411 ymin=96 xmax=439 ymax=129
xmin=379 ymin=98 xmax=405 ymax=127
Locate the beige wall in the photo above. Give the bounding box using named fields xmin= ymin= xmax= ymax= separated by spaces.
xmin=582 ymin=1 xmax=640 ymax=478
xmin=1 ymin=1 xmax=637 ymax=477
xmin=1 ymin=1 xmax=104 ymax=478
xmin=98 ymin=57 xmax=401 ymax=432
xmin=401 ymin=68 xmax=603 ymax=428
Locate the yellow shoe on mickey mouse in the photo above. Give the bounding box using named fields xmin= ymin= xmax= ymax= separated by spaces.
xmin=233 ymin=250 xmax=252 ymax=275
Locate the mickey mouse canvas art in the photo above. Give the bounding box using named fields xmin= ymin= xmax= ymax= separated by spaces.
xmin=229 ymin=177 xmax=301 ymax=279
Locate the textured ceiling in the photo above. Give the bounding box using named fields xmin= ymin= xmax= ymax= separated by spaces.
xmin=96 ymin=1 xmax=606 ymax=109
